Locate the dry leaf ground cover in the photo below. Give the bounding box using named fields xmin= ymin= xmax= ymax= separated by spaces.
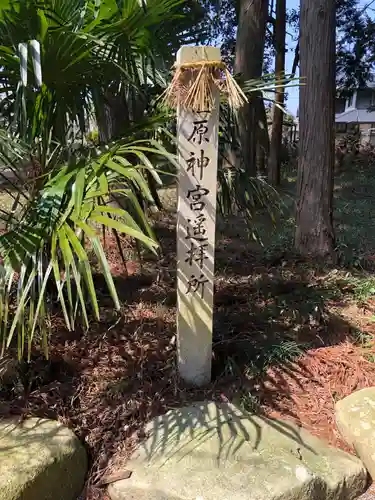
xmin=1 ymin=163 xmax=375 ymax=499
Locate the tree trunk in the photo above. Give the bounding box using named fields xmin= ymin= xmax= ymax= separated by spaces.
xmin=97 ymin=89 xmax=130 ymax=143
xmin=234 ymin=0 xmax=268 ymax=176
xmin=295 ymin=0 xmax=336 ymax=258
xmin=268 ymin=0 xmax=286 ymax=186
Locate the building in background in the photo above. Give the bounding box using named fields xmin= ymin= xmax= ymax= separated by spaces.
xmin=335 ymin=84 xmax=375 ymax=144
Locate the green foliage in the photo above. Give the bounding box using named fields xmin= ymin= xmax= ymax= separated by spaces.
xmin=0 ymin=0 xmax=304 ymax=360
xmin=261 ymin=340 xmax=305 ymax=367
xmin=217 ymin=330 xmax=307 ymax=381
xmin=334 ymin=164 xmax=375 ymax=268
xmin=217 ymin=75 xmax=299 ymax=238
xmin=0 ymin=0 xmax=188 ymax=143
xmin=237 ymin=392 xmax=260 ymax=413
xmin=351 ymin=327 xmax=374 ymax=346
xmin=0 ymin=0 xmax=185 ymax=358
xmin=86 ymin=129 xmax=99 ymax=145
xmin=0 ymin=130 xmax=173 ymax=359
xmin=351 ymin=278 xmax=375 ymax=302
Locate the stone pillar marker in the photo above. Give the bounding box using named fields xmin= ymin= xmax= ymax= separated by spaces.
xmin=176 ymin=46 xmax=221 ymax=386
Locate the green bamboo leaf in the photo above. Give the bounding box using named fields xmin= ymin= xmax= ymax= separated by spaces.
xmin=37 ymin=8 xmax=48 ymax=42
xmin=58 ymin=230 xmax=75 ymax=327
xmin=98 ymin=171 xmax=109 ymax=195
xmin=51 ymin=233 xmax=71 ymax=330
xmin=84 ymin=189 xmax=107 ymax=200
xmin=115 ymin=152 xmax=163 ymax=185
xmin=76 ymin=198 xmax=95 ymax=220
xmin=7 ymin=267 xmax=36 ymax=350
xmin=112 ymin=155 xmax=131 ymax=167
xmin=30 ymin=261 xmax=53 ymax=343
xmin=19 ymin=313 xmax=25 ymax=360
xmin=135 ymin=141 xmax=180 ymax=170
xmin=80 ymin=259 xmax=100 ymax=320
xmin=52 ymin=260 xmax=71 ymax=329
xmin=75 ymin=219 xmax=97 ymax=238
xmin=1 ymin=269 xmax=14 ymax=356
xmin=46 ymin=166 xmax=74 ymax=190
xmin=113 ymin=191 xmax=156 ymax=240
xmin=64 ymin=223 xmax=88 ymax=262
xmin=93 ymin=205 xmax=129 ymax=217
xmin=106 ymin=159 xmax=154 ymax=202
xmin=73 ymin=166 xmax=86 ymax=219
xmin=71 ymin=258 xmax=89 ymax=329
xmin=90 ymin=213 xmax=158 ymax=250
xmin=28 ymin=273 xmax=36 ymax=360
xmin=58 ymin=227 xmax=89 ymax=329
xmin=91 ymin=236 xmax=120 ymax=310
xmin=92 ymin=205 xmax=144 ymax=232
xmin=106 ymin=158 xmax=135 ymax=178
xmin=64 ymin=223 xmax=100 ymax=320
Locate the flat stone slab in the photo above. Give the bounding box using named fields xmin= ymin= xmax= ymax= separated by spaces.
xmin=108 ymin=402 xmax=367 ymax=500
xmin=0 ymin=417 xmax=87 ymax=500
xmin=336 ymin=387 xmax=375 ymax=479
xmin=359 ymin=484 xmax=375 ymax=499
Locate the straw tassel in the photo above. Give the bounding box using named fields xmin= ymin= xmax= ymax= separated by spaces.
xmin=162 ymin=60 xmax=247 ymax=112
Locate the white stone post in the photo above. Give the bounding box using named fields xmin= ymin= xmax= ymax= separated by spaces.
xmin=176 ymin=46 xmax=220 ymax=386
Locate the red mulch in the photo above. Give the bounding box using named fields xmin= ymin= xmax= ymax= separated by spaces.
xmin=1 ymin=228 xmax=375 ymax=499
xmin=260 ymin=341 xmax=375 ymax=450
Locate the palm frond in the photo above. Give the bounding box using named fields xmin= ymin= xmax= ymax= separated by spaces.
xmin=0 ymin=129 xmax=171 ymax=357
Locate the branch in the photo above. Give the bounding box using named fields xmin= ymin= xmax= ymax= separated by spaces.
xmin=268 ymin=16 xmax=276 ymax=26
xmin=291 ymin=41 xmax=299 ymax=77
xmin=360 ymin=0 xmax=375 ymax=13
xmin=278 ymin=41 xmax=299 ymax=88
xmin=269 ymin=0 xmax=275 ymax=17
xmin=267 ymin=26 xmax=275 ymax=41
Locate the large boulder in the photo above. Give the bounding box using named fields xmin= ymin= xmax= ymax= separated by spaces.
xmin=0 ymin=417 xmax=87 ymax=500
xmin=336 ymin=387 xmax=375 ymax=479
xmin=108 ymin=402 xmax=367 ymax=500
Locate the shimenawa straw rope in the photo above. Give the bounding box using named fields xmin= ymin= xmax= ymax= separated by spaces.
xmin=162 ymin=60 xmax=247 ymax=112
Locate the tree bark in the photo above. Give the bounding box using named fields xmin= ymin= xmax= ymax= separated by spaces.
xmin=97 ymin=89 xmax=130 ymax=143
xmin=268 ymin=0 xmax=286 ymax=186
xmin=234 ymin=0 xmax=268 ymax=176
xmin=295 ymin=0 xmax=336 ymax=258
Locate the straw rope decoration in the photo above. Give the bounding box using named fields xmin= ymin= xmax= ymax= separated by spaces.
xmin=162 ymin=60 xmax=247 ymax=112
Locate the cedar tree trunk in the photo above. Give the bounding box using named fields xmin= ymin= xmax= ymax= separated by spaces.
xmin=295 ymin=0 xmax=336 ymax=258
xmin=268 ymin=0 xmax=286 ymax=186
xmin=235 ymin=0 xmax=268 ymax=176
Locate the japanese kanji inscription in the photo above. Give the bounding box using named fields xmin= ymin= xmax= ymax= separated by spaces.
xmin=176 ymin=46 xmax=220 ymax=386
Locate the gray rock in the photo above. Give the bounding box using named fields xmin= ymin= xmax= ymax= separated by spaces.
xmin=0 ymin=417 xmax=87 ymax=500
xmin=108 ymin=401 xmax=367 ymax=500
xmin=358 ymin=487 xmax=375 ymax=500
xmin=336 ymin=387 xmax=375 ymax=479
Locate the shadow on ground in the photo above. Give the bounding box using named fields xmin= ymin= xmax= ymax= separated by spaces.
xmin=1 ymin=162 xmax=375 ymax=494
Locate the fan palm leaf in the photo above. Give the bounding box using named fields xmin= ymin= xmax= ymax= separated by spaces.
xmin=0 ymin=0 xmax=189 ymax=358
xmin=0 ymin=129 xmax=173 ymax=358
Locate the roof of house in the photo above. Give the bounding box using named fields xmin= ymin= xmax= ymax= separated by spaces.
xmin=335 ymin=108 xmax=375 ymax=123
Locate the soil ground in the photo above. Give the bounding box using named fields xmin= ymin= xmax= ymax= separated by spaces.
xmin=2 ymin=161 xmax=375 ymax=499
